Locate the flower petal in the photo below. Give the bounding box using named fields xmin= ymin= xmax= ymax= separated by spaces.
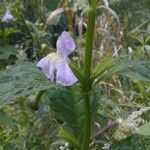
xmin=37 ymin=57 xmax=48 ymax=68
xmin=1 ymin=10 xmax=14 ymax=22
xmin=37 ymin=57 xmax=54 ymax=80
xmin=56 ymin=62 xmax=78 ymax=86
xmin=56 ymin=31 xmax=76 ymax=57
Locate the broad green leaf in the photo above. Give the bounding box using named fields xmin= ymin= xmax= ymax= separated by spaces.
xmin=0 ymin=46 xmax=17 ymax=59
xmin=139 ymin=123 xmax=150 ymax=136
xmin=119 ymin=71 xmax=149 ymax=82
xmin=48 ymin=87 xmax=78 ymax=130
xmin=48 ymin=86 xmax=84 ymax=146
xmin=44 ymin=0 xmax=60 ymax=11
xmin=114 ymin=60 xmax=150 ymax=82
xmin=48 ymin=86 xmax=101 ymax=146
xmin=112 ymin=134 xmax=150 ymax=150
xmin=0 ymin=113 xmax=15 ymax=128
xmin=0 ymin=62 xmax=56 ymax=108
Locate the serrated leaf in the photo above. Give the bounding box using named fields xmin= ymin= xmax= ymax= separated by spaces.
xmin=112 ymin=134 xmax=150 ymax=150
xmin=119 ymin=71 xmax=149 ymax=82
xmin=0 ymin=62 xmax=56 ymax=108
xmin=139 ymin=123 xmax=150 ymax=136
xmin=48 ymin=87 xmax=83 ymax=131
xmin=114 ymin=60 xmax=150 ymax=82
xmin=48 ymin=86 xmax=101 ymax=146
xmin=48 ymin=87 xmax=76 ymax=128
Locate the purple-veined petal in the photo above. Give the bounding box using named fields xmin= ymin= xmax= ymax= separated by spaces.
xmin=56 ymin=31 xmax=76 ymax=56
xmin=56 ymin=62 xmax=78 ymax=86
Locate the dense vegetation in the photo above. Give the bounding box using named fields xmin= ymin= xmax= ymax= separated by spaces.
xmin=0 ymin=0 xmax=150 ymax=149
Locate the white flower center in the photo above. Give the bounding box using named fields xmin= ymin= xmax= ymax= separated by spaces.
xmin=46 ymin=52 xmax=63 ymax=64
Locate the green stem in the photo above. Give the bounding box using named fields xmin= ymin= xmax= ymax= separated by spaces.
xmin=81 ymin=4 xmax=97 ymax=150
xmin=83 ymin=7 xmax=96 ymax=91
xmin=82 ymin=93 xmax=91 ymax=150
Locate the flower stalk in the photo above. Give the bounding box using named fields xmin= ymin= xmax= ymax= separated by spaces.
xmin=81 ymin=3 xmax=97 ymax=150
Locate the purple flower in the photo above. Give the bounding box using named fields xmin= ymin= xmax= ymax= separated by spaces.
xmin=1 ymin=9 xmax=14 ymax=22
xmin=56 ymin=31 xmax=76 ymax=57
xmin=37 ymin=32 xmax=78 ymax=86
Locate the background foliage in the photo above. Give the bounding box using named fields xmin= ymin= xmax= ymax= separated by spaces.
xmin=0 ymin=0 xmax=150 ymax=149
